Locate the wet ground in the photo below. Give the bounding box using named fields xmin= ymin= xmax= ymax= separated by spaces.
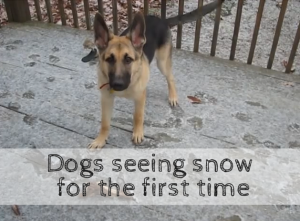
xmin=0 ymin=22 xmax=300 ymax=220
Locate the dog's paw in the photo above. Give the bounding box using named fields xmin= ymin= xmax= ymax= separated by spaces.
xmin=132 ymin=129 xmax=144 ymax=144
xmin=169 ymin=96 xmax=178 ymax=107
xmin=88 ymin=138 xmax=106 ymax=149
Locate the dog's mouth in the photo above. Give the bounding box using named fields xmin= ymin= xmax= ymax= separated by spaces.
xmin=109 ymin=73 xmax=131 ymax=91
xmin=110 ymin=84 xmax=129 ymax=91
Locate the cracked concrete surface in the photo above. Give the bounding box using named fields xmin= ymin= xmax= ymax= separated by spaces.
xmin=0 ymin=22 xmax=300 ymax=220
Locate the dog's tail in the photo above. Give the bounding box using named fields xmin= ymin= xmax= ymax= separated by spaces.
xmin=166 ymin=0 xmax=224 ymax=27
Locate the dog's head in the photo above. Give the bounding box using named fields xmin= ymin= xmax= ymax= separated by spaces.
xmin=94 ymin=12 xmax=146 ymax=91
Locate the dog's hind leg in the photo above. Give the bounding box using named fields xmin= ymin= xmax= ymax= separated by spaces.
xmin=155 ymin=40 xmax=178 ymax=107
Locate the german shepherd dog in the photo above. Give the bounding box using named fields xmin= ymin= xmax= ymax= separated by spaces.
xmin=88 ymin=0 xmax=224 ymax=149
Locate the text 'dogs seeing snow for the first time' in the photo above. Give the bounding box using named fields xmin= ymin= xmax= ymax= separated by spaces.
xmin=0 ymin=148 xmax=299 ymax=205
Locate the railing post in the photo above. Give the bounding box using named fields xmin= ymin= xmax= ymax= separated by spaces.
xmin=285 ymin=22 xmax=300 ymax=73
xmin=229 ymin=0 xmax=244 ymax=60
xmin=210 ymin=0 xmax=222 ymax=57
xmin=161 ymin=0 xmax=167 ymax=19
xmin=247 ymin=0 xmax=265 ymax=65
xmin=176 ymin=0 xmax=184 ymax=49
xmin=3 ymin=0 xmax=31 ymax=22
xmin=267 ymin=0 xmax=288 ymax=69
xmin=112 ymin=0 xmax=118 ymax=34
xmin=193 ymin=0 xmax=203 ymax=53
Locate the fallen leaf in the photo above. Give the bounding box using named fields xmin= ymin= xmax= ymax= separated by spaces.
xmin=281 ymin=60 xmax=288 ymax=67
xmin=11 ymin=205 xmax=20 ymax=216
xmin=187 ymin=96 xmax=201 ymax=104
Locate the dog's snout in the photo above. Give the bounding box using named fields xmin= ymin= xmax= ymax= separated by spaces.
xmin=111 ymin=78 xmax=125 ymax=91
xmin=109 ymin=72 xmax=131 ymax=91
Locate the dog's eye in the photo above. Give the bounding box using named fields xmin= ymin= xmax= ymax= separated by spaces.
xmin=105 ymin=54 xmax=115 ymax=64
xmin=124 ymin=55 xmax=133 ymax=64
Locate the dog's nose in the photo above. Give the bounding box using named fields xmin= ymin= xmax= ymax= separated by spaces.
xmin=111 ymin=79 xmax=125 ymax=91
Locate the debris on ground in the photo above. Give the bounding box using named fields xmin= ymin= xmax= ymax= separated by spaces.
xmin=187 ymin=96 xmax=202 ymax=104
xmin=11 ymin=205 xmax=20 ymax=216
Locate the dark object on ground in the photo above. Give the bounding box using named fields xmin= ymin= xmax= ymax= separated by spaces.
xmin=81 ymin=48 xmax=97 ymax=63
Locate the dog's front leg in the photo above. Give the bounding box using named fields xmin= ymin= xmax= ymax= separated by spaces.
xmin=132 ymin=90 xmax=146 ymax=144
xmin=88 ymin=94 xmax=114 ymax=149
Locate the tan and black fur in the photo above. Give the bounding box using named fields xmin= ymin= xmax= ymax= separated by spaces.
xmin=88 ymin=0 xmax=224 ymax=149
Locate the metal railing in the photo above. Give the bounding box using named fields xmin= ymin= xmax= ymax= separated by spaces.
xmin=2 ymin=0 xmax=300 ymax=73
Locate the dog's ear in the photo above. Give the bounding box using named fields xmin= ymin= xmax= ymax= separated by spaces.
xmin=129 ymin=12 xmax=146 ymax=50
xmin=94 ymin=13 xmax=111 ymax=50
